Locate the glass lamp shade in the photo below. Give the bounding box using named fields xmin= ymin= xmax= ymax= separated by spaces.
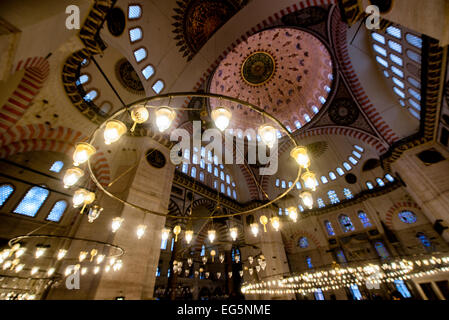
xmin=84 ymin=192 xmax=95 ymax=205
xmin=259 ymin=215 xmax=268 ymax=232
xmin=155 ymin=107 xmax=176 ymax=132
xmin=111 ymin=217 xmax=124 ymax=232
xmin=287 ymin=206 xmax=298 ymax=222
xmin=136 ymin=225 xmax=147 ymax=239
xmin=208 ymin=229 xmax=216 ymax=243
xmin=211 ymin=107 xmax=232 ymax=131
xmin=229 ymin=227 xmax=238 ymax=241
xmin=258 ymin=124 xmax=277 ymax=148
xmin=73 ymin=188 xmax=88 ymax=208
xmin=104 ymin=120 xmax=127 ymax=145
xmin=250 ymin=223 xmax=259 ymax=237
xmin=73 ymin=142 xmax=96 ymax=166
xmin=300 ymin=191 xmax=314 ymax=209
xmin=161 ymin=228 xmax=170 ymax=240
xmin=130 ymin=106 xmax=149 ymax=132
xmin=185 ymin=230 xmax=194 ymax=244
xmin=173 ymin=225 xmax=181 ymax=242
xmin=271 ymin=216 xmax=280 ymax=231
xmin=63 ymin=167 xmax=84 ymax=188
xmin=290 ymin=146 xmax=310 ymax=168
xmin=302 ymin=171 xmax=318 ymax=191
xmin=87 ymin=205 xmax=103 ymax=223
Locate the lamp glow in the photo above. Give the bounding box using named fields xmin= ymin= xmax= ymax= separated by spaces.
xmin=93 ymin=266 xmax=100 ymax=274
xmin=57 ymin=249 xmax=67 ymax=261
xmin=300 ymin=191 xmax=314 ymax=209
xmin=287 ymin=206 xmax=298 ymax=222
xmin=15 ymin=264 xmax=24 ymax=273
xmin=271 ymin=216 xmax=280 ymax=231
xmin=111 ymin=217 xmax=124 ymax=233
xmin=136 ymin=225 xmax=147 ymax=239
xmin=250 ymin=223 xmax=259 ymax=237
xmin=211 ymin=107 xmax=232 ymax=131
xmin=47 ymin=268 xmax=55 ymax=276
xmin=73 ymin=142 xmax=96 ymax=166
xmin=104 ymin=120 xmax=127 ymax=145
xmin=302 ymin=170 xmax=318 ymax=191
xmin=290 ymin=146 xmax=310 ymax=168
xmin=79 ymin=251 xmax=87 ymax=262
xmin=31 ymin=267 xmax=39 ymax=275
xmin=208 ymin=230 xmax=216 ymax=243
xmin=155 ymin=107 xmax=176 ymax=132
xmin=63 ymin=167 xmax=84 ymax=188
xmin=161 ymin=228 xmax=170 ymax=241
xmin=130 ymin=106 xmax=149 ymax=132
xmin=173 ymin=225 xmax=181 ymax=242
xmin=72 ymin=188 xmax=88 ymax=208
xmin=258 ymin=125 xmax=277 ymax=148
xmin=230 ymin=227 xmax=238 ymax=241
xmin=185 ymin=230 xmax=193 ymax=244
xmin=15 ymin=248 xmax=26 ymax=258
xmin=35 ymin=248 xmax=46 ymax=259
xmin=96 ymin=254 xmax=105 ymax=264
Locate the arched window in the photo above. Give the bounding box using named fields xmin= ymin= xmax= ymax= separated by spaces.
xmin=298 ymin=205 xmax=304 ymax=212
xmin=170 ymin=238 xmax=175 ymax=251
xmin=128 ymin=5 xmax=142 ymax=19
xmin=133 ymin=48 xmax=147 ymax=63
xmin=49 ymin=161 xmax=64 ymax=173
xmin=394 ymin=280 xmax=412 ymax=298
xmin=321 ymin=176 xmax=328 ymax=184
xmin=200 ymin=159 xmax=205 ymax=169
xmin=281 ymin=180 xmax=286 ymax=189
xmin=298 ymin=237 xmax=309 ymax=248
xmin=207 ymin=164 xmax=212 ymax=173
xmin=314 ymin=288 xmax=324 ymax=300
xmin=221 ymin=184 xmax=225 ymax=193
xmin=354 ymin=145 xmax=364 ymax=153
xmin=319 ymin=96 xmax=326 ymax=104
xmin=190 ymin=167 xmax=196 ymax=178
xmin=376 ymin=178 xmax=385 ymax=187
xmin=83 ymin=90 xmax=98 ymax=102
xmin=152 ymin=80 xmax=164 ymax=94
xmin=312 ymin=105 xmax=319 ymax=114
xmin=329 ymin=172 xmax=337 ymax=180
xmin=232 ymin=190 xmax=237 ymax=199
xmin=278 ymin=208 xmax=283 ymax=216
xmin=142 ymin=65 xmax=154 ymax=80
xmin=199 ymin=172 xmax=204 ymax=182
xmin=374 ymin=241 xmax=389 ymax=259
xmin=129 ymin=27 xmax=143 ymax=43
xmin=200 ymin=245 xmax=206 ymax=256
xmin=385 ymin=174 xmax=395 ymax=182
xmin=192 ymin=153 xmax=198 ymax=164
xmin=306 ymin=257 xmax=313 ymax=269
xmin=358 ymin=211 xmax=372 ymax=228
xmin=324 ymin=220 xmax=335 ymax=236
xmin=275 ymin=179 xmax=280 ymax=187
xmin=0 ymin=184 xmax=14 ymax=207
xmin=338 ymin=214 xmax=355 ymax=232
xmin=161 ymin=238 xmax=168 ymax=250
xmin=46 ymin=200 xmax=67 ymax=222
xmin=417 ymin=233 xmax=432 ymax=249
xmin=336 ymin=168 xmax=344 ymax=176
xmin=317 ymin=198 xmax=325 ymax=208
xmin=350 ymin=284 xmax=362 ymax=300
xmin=366 ymin=181 xmax=374 ymax=190
xmin=227 ymin=186 xmax=231 ymax=197
xmin=296 ymin=182 xmax=302 ymax=189
xmin=328 ymin=190 xmax=340 ymax=204
xmin=352 ymin=150 xmax=362 ymax=159
xmin=214 ymin=167 xmax=219 ymax=177
xmin=343 ymin=162 xmax=352 ymax=171
xmin=220 ymin=171 xmax=225 ymax=181
xmin=343 ymin=188 xmax=353 ymax=199
xmin=182 ymin=162 xmax=188 ymax=174
xmin=226 ymin=175 xmax=231 ymax=184
xmin=100 ymin=102 xmax=112 ymax=114
xmin=348 ymin=156 xmax=358 ymax=165
xmin=76 ymin=74 xmax=89 ymax=86
xmin=14 ymin=186 xmax=49 ymax=217
xmin=304 ymin=114 xmax=311 ymax=122
xmin=294 ymin=120 xmax=302 ymax=129
xmin=213 ymin=180 xmax=218 ymax=189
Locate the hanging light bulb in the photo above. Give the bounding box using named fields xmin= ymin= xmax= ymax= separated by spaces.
xmin=15 ymin=264 xmax=24 ymax=273
xmin=73 ymin=142 xmax=96 ymax=166
xmin=88 ymin=205 xmax=103 ymax=223
xmin=96 ymin=254 xmax=105 ymax=264
xmin=173 ymin=225 xmax=181 ymax=242
xmin=219 ymin=254 xmax=225 ymax=264
xmin=271 ymin=216 xmax=280 ymax=231
xmin=47 ymin=268 xmax=55 ymax=276
xmin=104 ymin=120 xmax=127 ymax=145
xmin=3 ymin=260 xmax=12 ymax=270
xmin=130 ymin=106 xmax=149 ymax=132
xmin=63 ymin=167 xmax=84 ymax=188
xmin=239 ymin=270 xmax=244 ymax=277
xmin=30 ymin=267 xmax=39 ymax=275
xmin=57 ymin=249 xmax=67 ymax=261
xmin=302 ymin=171 xmax=318 ymax=191
xmin=229 ymin=227 xmax=238 ymax=241
xmin=208 ymin=229 xmax=216 ymax=243
xmin=72 ymin=188 xmax=88 ymax=208
xmin=228 ymin=271 xmax=233 ymax=278
xmin=15 ymin=248 xmax=26 ymax=258
xmin=110 ymin=217 xmax=124 ymax=233
xmin=155 ymin=107 xmax=176 ymax=132
xmin=93 ymin=266 xmax=100 ymax=274
xmin=79 ymin=251 xmax=87 ymax=262
xmin=81 ymin=267 xmax=87 ymax=275
xmin=258 ymin=124 xmax=277 ymax=148
xmin=210 ymin=250 xmax=216 ymax=263
xmin=250 ymin=223 xmax=259 ymax=237
xmin=185 ymin=230 xmax=194 ymax=244
xmin=235 ymin=254 xmax=240 ymax=263
xmin=65 ymin=266 xmax=73 ymax=276
xmin=161 ymin=228 xmax=170 ymax=241
xmin=211 ymin=107 xmax=232 ymax=131
xmin=290 ymin=146 xmax=310 ymax=168
xmin=202 ymin=256 xmax=208 ymax=265
xmin=187 ymin=258 xmax=193 ymax=267
xmin=105 ymin=265 xmax=111 ymax=273
xmin=217 ymin=272 xmax=221 ymax=279
xmin=185 ymin=269 xmax=189 ymax=277
xmin=259 ymin=215 xmax=268 ymax=232
xmin=300 ymin=191 xmax=314 ymax=209
xmin=35 ymin=248 xmax=46 ymax=259
xmin=248 ymin=256 xmax=254 ymax=265
xmin=287 ymin=206 xmax=298 ymax=222
xmin=136 ymin=225 xmax=147 ymax=239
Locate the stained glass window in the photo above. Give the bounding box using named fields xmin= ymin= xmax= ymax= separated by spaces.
xmin=374 ymin=241 xmax=389 ymax=259
xmin=376 ymin=178 xmax=385 ymax=187
xmin=199 ymin=172 xmax=204 ymax=182
xmin=296 ymin=182 xmax=302 ymax=189
xmin=343 ymin=162 xmax=352 ymax=171
xmin=281 ymin=180 xmax=286 ymax=189
xmin=324 ymin=220 xmax=335 ymax=236
xmin=294 ymin=120 xmax=302 ymax=129
xmin=371 ymin=33 xmax=385 ymax=44
xmin=329 ymin=172 xmax=337 ymax=180
xmin=354 ymin=145 xmax=364 ymax=152
xmin=343 ymin=188 xmax=353 ymax=199
xmin=304 ymin=114 xmax=311 ymax=122
xmin=306 ymin=257 xmax=313 ymax=269
xmin=233 ymin=190 xmax=237 ymax=199
xmin=352 ymin=150 xmax=361 ymax=159
xmin=398 ymin=211 xmax=417 ymax=224
xmin=417 ymin=233 xmax=432 ymax=248
xmin=298 ymin=237 xmax=309 ymax=248
xmin=312 ymin=105 xmax=319 ymax=113
xmin=190 ymin=167 xmax=196 ymax=178
xmin=339 ymin=214 xmax=355 ymax=232
xmin=201 ymin=245 xmax=206 ymax=256
xmin=171 ymin=238 xmax=175 ymax=251
xmin=395 ymin=280 xmax=412 ymax=298
xmin=358 ymin=211 xmax=372 ymax=228
xmin=328 ymin=190 xmax=340 ymax=204
xmin=46 ymin=200 xmax=67 ymax=222
xmin=275 ymin=179 xmax=280 ymax=187
xmin=350 ymin=284 xmax=363 ymax=300
xmin=298 ymin=205 xmax=304 ymax=212
xmin=348 ymin=156 xmax=358 ymax=165
xmin=406 ymin=34 xmax=422 ymax=48
xmin=366 ymin=181 xmax=374 ymax=190
xmin=336 ymin=249 xmax=347 ymax=263
xmin=182 ymin=162 xmax=188 ymax=174
xmin=0 ymin=184 xmax=14 ymax=207
xmin=336 ymin=168 xmax=344 ymax=176
xmin=314 ymin=288 xmax=324 ymax=300
xmin=386 ymin=25 xmax=401 ymax=39
xmin=317 ymin=198 xmax=325 ymax=208
xmin=14 ymin=186 xmax=49 ymax=217
xmin=161 ymin=238 xmax=167 ymax=250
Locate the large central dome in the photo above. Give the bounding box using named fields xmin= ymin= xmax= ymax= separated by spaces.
xmin=209 ymin=27 xmax=333 ymax=133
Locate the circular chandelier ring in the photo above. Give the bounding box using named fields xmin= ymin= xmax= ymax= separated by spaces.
xmin=87 ymin=92 xmax=302 ymax=220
